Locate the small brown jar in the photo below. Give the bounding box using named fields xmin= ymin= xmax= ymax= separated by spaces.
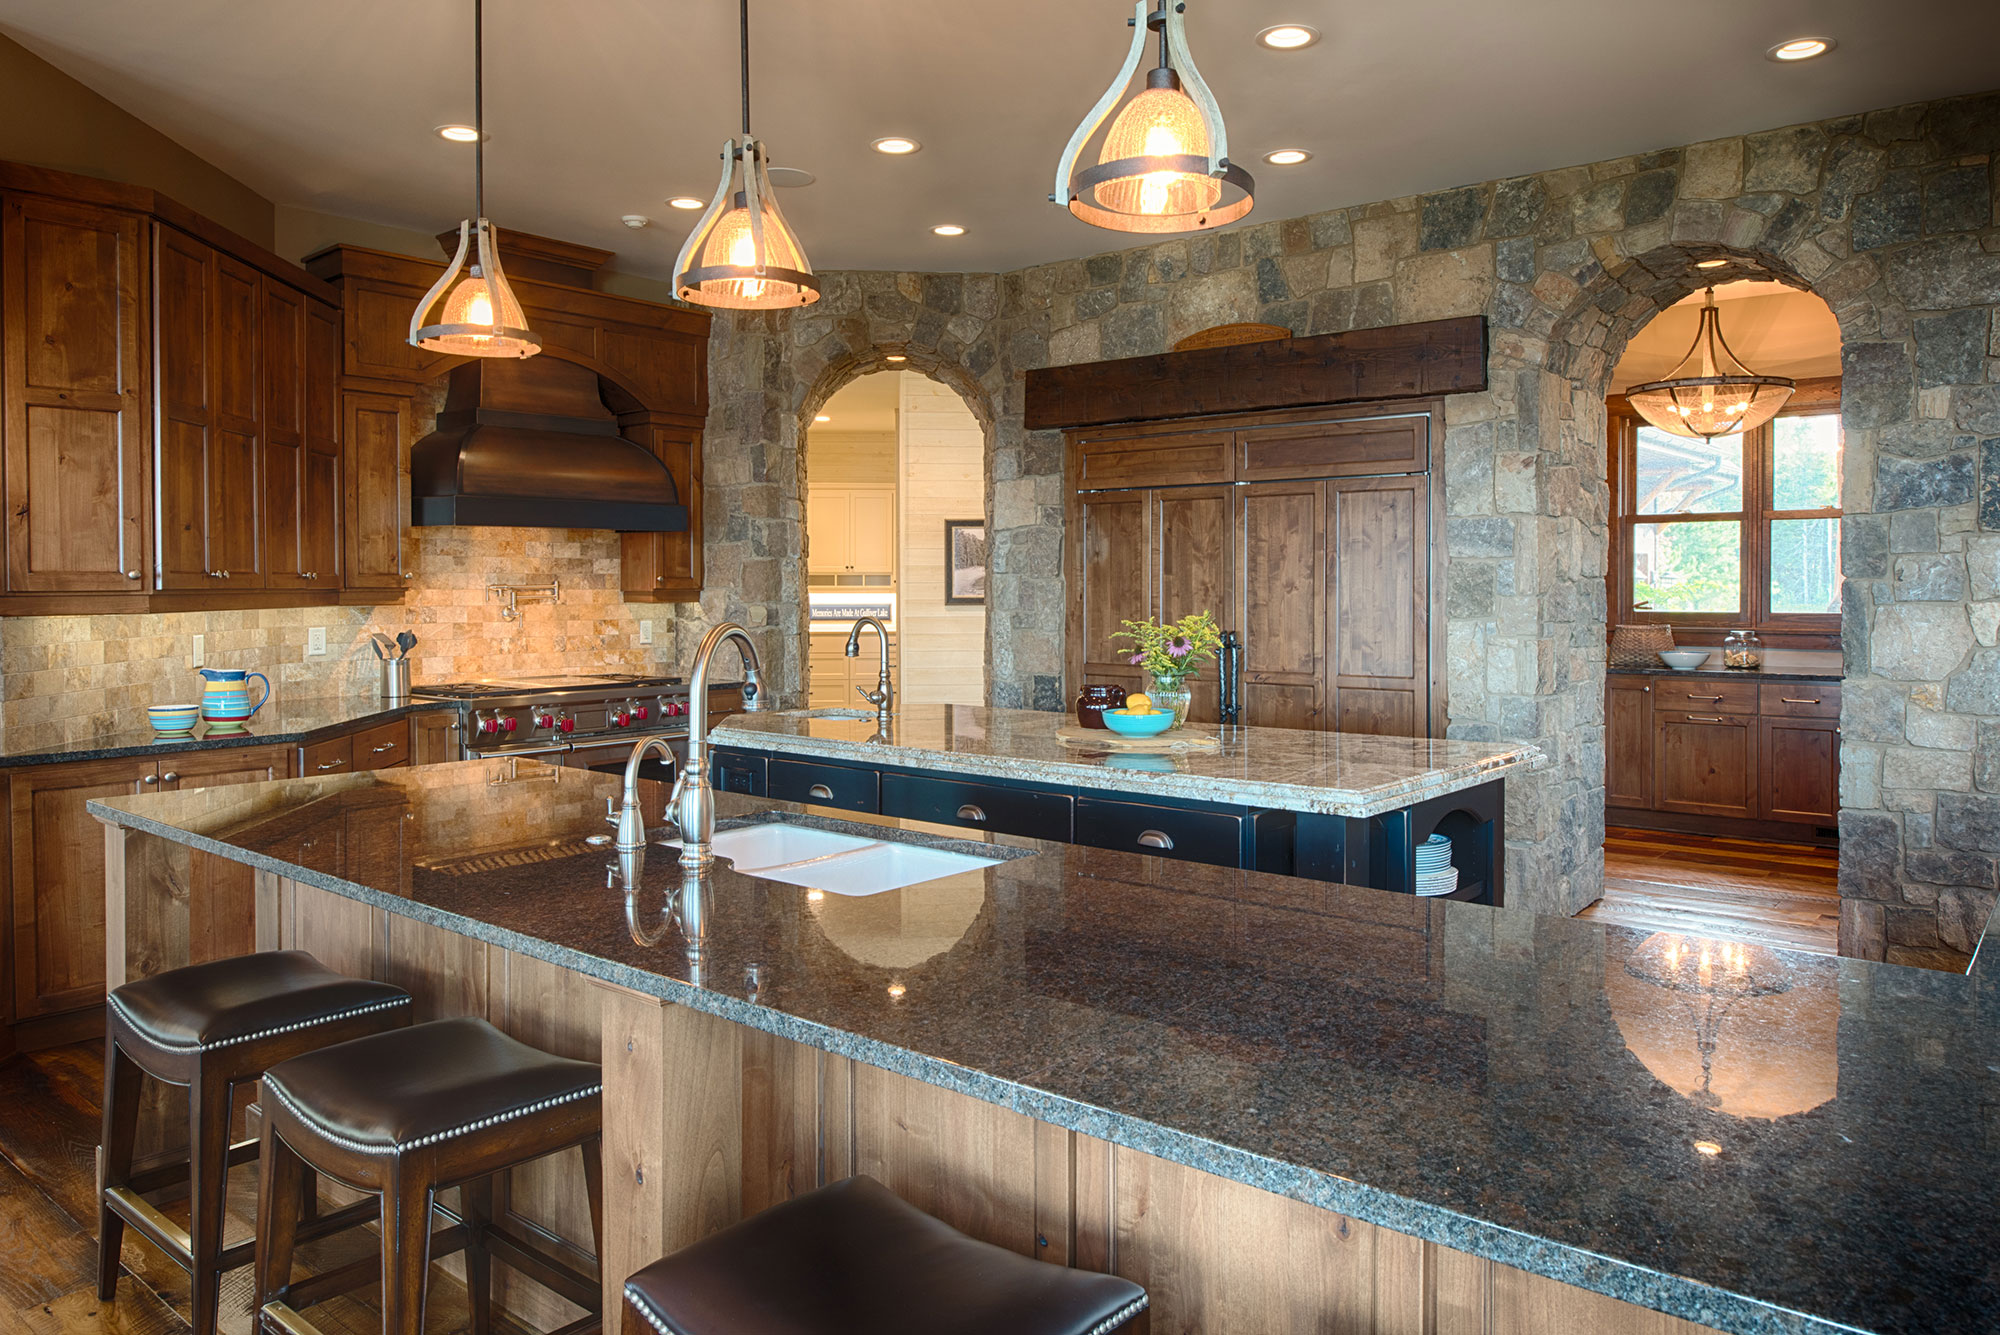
xmin=1076 ymin=683 xmax=1128 ymax=730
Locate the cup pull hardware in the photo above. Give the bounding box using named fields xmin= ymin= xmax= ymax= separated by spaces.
xmin=1137 ymin=830 xmax=1175 ymax=850
xmin=956 ymin=804 xmax=988 ymax=822
xmin=807 ymin=783 xmax=834 ymax=800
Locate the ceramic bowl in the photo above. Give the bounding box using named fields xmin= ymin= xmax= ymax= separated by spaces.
xmin=1658 ymin=649 xmax=1710 ymax=671
xmin=147 ymin=704 xmax=200 ymax=733
xmin=1101 ymin=708 xmax=1176 ymax=738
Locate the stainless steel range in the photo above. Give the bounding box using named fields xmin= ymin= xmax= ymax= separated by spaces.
xmin=412 ymin=673 xmax=729 ymax=772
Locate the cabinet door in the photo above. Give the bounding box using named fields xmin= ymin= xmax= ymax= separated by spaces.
xmin=1760 ymin=717 xmax=1838 ymax=824
xmin=806 ymin=488 xmax=845 ymax=574
xmin=1075 ymin=489 xmax=1151 ymax=701
xmin=209 ymin=253 xmax=263 ymax=583
xmin=164 ymin=743 xmax=288 ymax=791
xmin=847 ymin=488 xmax=896 ymax=573
xmin=263 ymin=278 xmax=309 ymax=587
xmin=619 ymin=422 xmax=699 ymax=601
xmin=342 ymin=391 xmax=410 ymax=593
xmin=10 ymin=757 xmax=158 ymax=1019
xmin=1655 ymin=713 xmax=1756 ymax=818
xmin=1 ymin=194 xmax=149 ymax=592
xmin=1605 ymin=675 xmax=1654 ymax=809
xmin=1326 ymin=475 xmax=1429 ymax=737
xmin=1155 ymin=487 xmax=1234 ymax=724
xmin=301 ymin=736 xmax=354 ymax=778
xmin=154 ymin=224 xmax=215 ymax=589
xmin=301 ymin=301 xmax=342 ymax=585
xmin=1238 ymin=482 xmax=1324 ymax=730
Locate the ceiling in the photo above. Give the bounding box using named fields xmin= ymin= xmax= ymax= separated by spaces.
xmin=1609 ymin=280 xmax=1842 ymax=392
xmin=3 ymin=1 xmax=1997 ymax=276
xmin=815 ymin=371 xmax=902 ymax=433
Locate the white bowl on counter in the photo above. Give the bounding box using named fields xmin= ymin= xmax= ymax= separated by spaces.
xmin=1657 ymin=649 xmax=1711 ymax=670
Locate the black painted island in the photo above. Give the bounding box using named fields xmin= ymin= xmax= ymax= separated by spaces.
xmin=90 ymin=758 xmax=2000 ymax=1335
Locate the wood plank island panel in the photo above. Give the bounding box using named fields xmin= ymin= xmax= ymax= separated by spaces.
xmin=1025 ymin=316 xmax=1487 ymax=430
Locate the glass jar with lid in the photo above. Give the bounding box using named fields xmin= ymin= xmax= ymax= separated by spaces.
xmin=1722 ymin=629 xmax=1763 ymax=671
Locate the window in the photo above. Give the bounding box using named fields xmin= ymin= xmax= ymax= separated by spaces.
xmin=1609 ymin=394 xmax=1842 ymax=645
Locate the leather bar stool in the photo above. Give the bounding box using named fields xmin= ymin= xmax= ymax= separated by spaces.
xmin=98 ymin=950 xmax=413 ymax=1335
xmin=254 ymin=1015 xmax=605 ymax=1335
xmin=621 ymin=1175 xmax=1148 ymax=1335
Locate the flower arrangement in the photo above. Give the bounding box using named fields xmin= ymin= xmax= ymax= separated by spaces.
xmin=1113 ymin=611 xmax=1223 ymax=691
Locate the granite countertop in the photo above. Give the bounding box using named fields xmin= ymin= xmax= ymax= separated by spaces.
xmin=710 ymin=704 xmax=1542 ymax=818
xmin=0 ymin=696 xmax=453 ymax=769
xmin=91 ymin=762 xmax=2000 ymax=1335
xmin=1610 ymin=648 xmax=1844 ymax=683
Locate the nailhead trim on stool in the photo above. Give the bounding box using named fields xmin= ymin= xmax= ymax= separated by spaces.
xmin=262 ymin=1075 xmax=603 ymax=1155
xmin=107 ymin=992 xmax=411 ymax=1054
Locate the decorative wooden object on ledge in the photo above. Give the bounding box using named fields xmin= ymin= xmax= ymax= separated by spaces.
xmin=1026 ymin=315 xmax=1487 ymax=430
xmin=432 ymin=225 xmax=615 ymax=288
xmin=1171 ymin=322 xmax=1292 ymax=352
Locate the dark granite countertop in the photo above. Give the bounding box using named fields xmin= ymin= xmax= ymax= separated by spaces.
xmin=0 ymin=697 xmax=453 ymax=769
xmin=90 ymin=762 xmax=2000 ymax=1335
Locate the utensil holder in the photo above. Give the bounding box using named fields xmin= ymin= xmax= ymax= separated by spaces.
xmin=381 ymin=657 xmax=411 ymax=702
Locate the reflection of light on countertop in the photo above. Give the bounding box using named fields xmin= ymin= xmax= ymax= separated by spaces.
xmin=810 ymin=869 xmax=985 ymax=969
xmin=1693 ymin=1140 xmax=1723 ymax=1157
xmin=805 ymin=888 xmax=824 ymax=903
xmin=886 ymin=981 xmax=906 ymax=999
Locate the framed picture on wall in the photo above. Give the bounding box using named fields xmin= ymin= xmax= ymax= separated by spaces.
xmin=944 ymin=519 xmax=987 ymax=605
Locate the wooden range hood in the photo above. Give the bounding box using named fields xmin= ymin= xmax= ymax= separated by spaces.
xmin=410 ymin=356 xmax=688 ymax=532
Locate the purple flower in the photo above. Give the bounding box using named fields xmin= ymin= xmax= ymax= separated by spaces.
xmin=1128 ymin=653 xmax=1144 ymax=666
xmin=1168 ymin=637 xmax=1191 ymax=658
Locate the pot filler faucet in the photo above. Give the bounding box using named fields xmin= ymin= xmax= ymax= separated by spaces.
xmin=845 ymin=616 xmax=894 ymax=730
xmin=615 ymin=622 xmax=764 ymax=869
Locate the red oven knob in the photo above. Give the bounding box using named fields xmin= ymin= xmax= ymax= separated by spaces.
xmin=500 ymin=716 xmax=518 ymax=733
xmin=475 ymin=711 xmax=499 ymax=735
xmin=665 ymin=701 xmax=684 ymax=718
xmin=632 ymin=703 xmax=651 ymax=721
xmin=532 ymin=708 xmax=556 ymax=729
xmin=610 ymin=704 xmax=634 ymax=728
xmin=557 ymin=713 xmax=575 ymax=734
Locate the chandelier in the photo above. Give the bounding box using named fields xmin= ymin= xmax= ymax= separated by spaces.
xmin=1627 ymin=288 xmax=1794 ymax=439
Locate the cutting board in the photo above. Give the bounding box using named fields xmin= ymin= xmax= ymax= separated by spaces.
xmin=1055 ymin=722 xmax=1223 ymax=754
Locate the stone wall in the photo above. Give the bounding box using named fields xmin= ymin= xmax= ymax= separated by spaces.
xmin=689 ymin=88 xmax=2000 ymax=955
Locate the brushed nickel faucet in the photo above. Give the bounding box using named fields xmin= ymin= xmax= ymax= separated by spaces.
xmin=845 ymin=616 xmax=893 ymax=730
xmin=615 ymin=621 xmax=764 ymax=870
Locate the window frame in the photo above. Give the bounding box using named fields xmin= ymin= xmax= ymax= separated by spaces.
xmin=1607 ymin=377 xmax=1841 ymax=649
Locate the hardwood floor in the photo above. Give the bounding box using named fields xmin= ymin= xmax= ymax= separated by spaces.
xmin=0 ymin=1042 xmax=516 ymax=1335
xmin=1580 ymin=827 xmax=1840 ymax=956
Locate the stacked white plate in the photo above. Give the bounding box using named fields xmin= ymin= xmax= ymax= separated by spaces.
xmin=1414 ymin=833 xmax=1458 ymax=896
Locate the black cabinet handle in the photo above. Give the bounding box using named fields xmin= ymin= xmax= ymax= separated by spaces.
xmin=807 ymin=783 xmax=834 ymax=800
xmin=956 ymin=804 xmax=987 ymax=822
xmin=1137 ymin=830 xmax=1175 ymax=850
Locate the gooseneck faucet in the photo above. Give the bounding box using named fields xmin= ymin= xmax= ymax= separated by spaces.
xmin=616 ymin=621 xmax=764 ymax=870
xmin=845 ymin=616 xmax=893 ymax=729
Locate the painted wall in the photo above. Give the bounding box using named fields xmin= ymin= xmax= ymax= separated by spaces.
xmin=0 ymin=32 xmax=272 ymax=247
xmin=898 ymin=373 xmax=987 ymax=706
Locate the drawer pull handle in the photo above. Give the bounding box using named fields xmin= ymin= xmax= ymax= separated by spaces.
xmin=807 ymin=783 xmax=834 ymax=800
xmin=1685 ymin=695 xmax=1724 ymax=702
xmin=161 ymin=772 xmax=178 ymax=784
xmin=1137 ymin=830 xmax=1175 ymax=850
xmin=1687 ymin=716 xmax=1725 ymax=723
xmin=317 ymin=759 xmax=346 ymax=771
xmin=956 ymin=804 xmax=988 ymax=822
xmin=1780 ymin=697 xmax=1820 ymax=705
xmin=371 ymin=742 xmax=397 ymax=753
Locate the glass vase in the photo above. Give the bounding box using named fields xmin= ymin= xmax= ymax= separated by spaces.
xmin=1148 ymin=678 xmax=1193 ymax=728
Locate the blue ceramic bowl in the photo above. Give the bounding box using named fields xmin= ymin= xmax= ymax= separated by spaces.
xmin=147 ymin=704 xmax=200 ymax=733
xmin=1101 ymin=708 xmax=1175 ymax=738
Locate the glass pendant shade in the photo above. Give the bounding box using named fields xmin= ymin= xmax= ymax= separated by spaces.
xmin=1628 ymin=290 xmax=1793 ymax=440
xmin=410 ymin=219 xmax=540 ymax=358
xmin=1054 ymin=1 xmax=1253 ymax=234
xmin=674 ymin=144 xmax=819 ymax=310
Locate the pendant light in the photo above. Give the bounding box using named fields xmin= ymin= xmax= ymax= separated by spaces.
xmin=673 ymin=0 xmax=820 ymax=309
xmin=409 ymin=0 xmax=540 ymax=359
xmin=1627 ymin=288 xmax=1794 ymax=440
xmin=1052 ymin=0 xmax=1253 ymax=234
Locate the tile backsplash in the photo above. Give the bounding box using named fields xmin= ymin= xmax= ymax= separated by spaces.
xmin=0 ymin=525 xmax=689 ymax=751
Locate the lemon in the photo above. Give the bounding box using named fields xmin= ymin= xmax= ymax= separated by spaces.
xmin=1124 ymin=693 xmax=1154 ymax=715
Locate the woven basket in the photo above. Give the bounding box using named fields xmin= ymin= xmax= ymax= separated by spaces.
xmin=1609 ymin=623 xmax=1675 ymax=669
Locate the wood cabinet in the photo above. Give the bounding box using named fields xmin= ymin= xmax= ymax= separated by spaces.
xmin=265 ymin=286 xmax=341 ymax=588
xmin=1067 ymin=406 xmax=1439 ymax=736
xmin=0 ymin=193 xmax=149 ymax=593
xmin=340 ymin=391 xmax=410 ymax=595
xmin=619 ymin=421 xmax=703 ymax=601
xmin=807 ymin=630 xmax=898 ymax=710
xmin=412 ymin=710 xmax=459 ymax=765
xmin=807 ymin=485 xmax=897 ymax=575
xmin=1605 ymin=672 xmax=1840 ymax=838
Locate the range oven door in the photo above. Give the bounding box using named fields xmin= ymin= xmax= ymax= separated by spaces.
xmin=567 ymin=733 xmax=688 ymax=784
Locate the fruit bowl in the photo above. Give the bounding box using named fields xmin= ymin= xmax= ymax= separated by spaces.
xmin=1658 ymin=649 xmax=1710 ymax=670
xmin=1101 ymin=708 xmax=1175 ymax=738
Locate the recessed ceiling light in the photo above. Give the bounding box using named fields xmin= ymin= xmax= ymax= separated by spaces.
xmin=885 ymin=354 xmax=907 ymax=362
xmin=667 ymin=196 xmax=705 ymax=210
xmin=815 ymin=414 xmax=831 ymax=422
xmin=1766 ymin=36 xmax=1833 ymax=61
xmin=1696 ymin=258 xmax=1729 ymax=269
xmin=435 ymin=124 xmax=482 ymax=143
xmin=871 ymin=136 xmax=921 ymax=155
xmin=766 ymin=166 xmax=816 ymax=188
xmin=1256 ymin=24 xmax=1320 ymax=50
xmin=932 ymin=224 xmax=967 ymax=236
xmin=1263 ymin=149 xmax=1312 ymax=166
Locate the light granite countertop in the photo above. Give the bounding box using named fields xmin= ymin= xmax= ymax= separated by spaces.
xmin=708 ymin=704 xmax=1541 ymax=818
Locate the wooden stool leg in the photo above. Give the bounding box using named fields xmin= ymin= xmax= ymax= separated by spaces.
xmin=380 ymin=1163 xmax=436 ymax=1335
xmin=186 ymin=1064 xmax=236 ymax=1335
xmin=96 ymin=1034 xmax=145 ymax=1300
xmin=461 ymin=1176 xmax=496 ymax=1335
xmin=254 ymin=1118 xmax=306 ymax=1310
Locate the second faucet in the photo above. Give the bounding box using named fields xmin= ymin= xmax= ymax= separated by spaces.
xmin=845 ymin=616 xmax=894 ymax=730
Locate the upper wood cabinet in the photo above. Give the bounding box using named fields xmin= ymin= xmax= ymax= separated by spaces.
xmin=807 ymin=485 xmax=896 ymax=575
xmin=619 ymin=419 xmax=703 ymax=602
xmin=263 ymin=279 xmax=341 ymax=589
xmin=1071 ymin=407 xmax=1429 ymax=493
xmin=341 ymin=391 xmax=410 ymax=594
xmin=0 ymin=193 xmax=149 ymax=593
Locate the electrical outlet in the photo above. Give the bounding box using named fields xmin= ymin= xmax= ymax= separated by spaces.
xmin=306 ymin=626 xmax=327 ymax=657
xmin=191 ymin=633 xmax=205 ymax=668
xmin=639 ymin=621 xmax=655 ymax=646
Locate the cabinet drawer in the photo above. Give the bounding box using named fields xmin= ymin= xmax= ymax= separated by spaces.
xmin=1075 ymin=431 xmax=1232 ymax=489
xmin=1655 ymin=678 xmax=1758 ymax=715
xmin=768 ymin=757 xmax=880 ymax=814
xmin=881 ymin=774 xmax=1074 ymax=842
xmin=352 ymin=718 xmax=410 ymax=770
xmin=711 ymin=750 xmax=767 ymax=797
xmin=1075 ymin=796 xmax=1243 ymax=868
xmin=1759 ymin=682 xmax=1841 ymax=718
xmin=300 ymin=736 xmax=353 ymax=776
xmin=1235 ymin=415 xmax=1427 ymax=481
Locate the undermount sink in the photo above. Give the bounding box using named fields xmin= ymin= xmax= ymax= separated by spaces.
xmin=669 ymin=822 xmax=1001 ymax=896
